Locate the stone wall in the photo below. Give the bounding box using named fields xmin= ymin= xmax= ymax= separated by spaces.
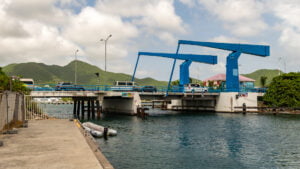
xmin=0 ymin=91 xmax=25 ymax=131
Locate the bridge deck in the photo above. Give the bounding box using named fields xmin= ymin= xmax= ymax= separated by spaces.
xmin=30 ymin=91 xmax=220 ymax=97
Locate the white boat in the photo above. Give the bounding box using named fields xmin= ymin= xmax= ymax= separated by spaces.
xmin=82 ymin=125 xmax=103 ymax=138
xmin=82 ymin=122 xmax=117 ymax=136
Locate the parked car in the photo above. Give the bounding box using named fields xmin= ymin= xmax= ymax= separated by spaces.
xmin=55 ymin=82 xmax=85 ymax=91
xmin=184 ymin=83 xmax=208 ymax=93
xmin=111 ymin=81 xmax=137 ymax=91
xmin=133 ymin=86 xmax=143 ymax=92
xmin=142 ymin=86 xmax=157 ymax=92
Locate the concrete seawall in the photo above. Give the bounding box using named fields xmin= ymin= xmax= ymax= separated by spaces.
xmin=0 ymin=91 xmax=25 ymax=131
xmin=0 ymin=119 xmax=113 ymax=169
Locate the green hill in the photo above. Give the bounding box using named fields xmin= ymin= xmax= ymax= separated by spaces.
xmin=242 ymin=69 xmax=283 ymax=87
xmin=2 ymin=61 xmax=168 ymax=86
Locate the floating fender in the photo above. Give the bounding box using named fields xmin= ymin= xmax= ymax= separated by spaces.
xmin=83 ymin=122 xmax=117 ymax=136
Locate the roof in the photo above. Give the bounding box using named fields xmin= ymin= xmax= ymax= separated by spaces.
xmin=203 ymin=73 xmax=255 ymax=82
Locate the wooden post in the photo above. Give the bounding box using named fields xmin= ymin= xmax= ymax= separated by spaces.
xmin=73 ymin=99 xmax=77 ymax=118
xmin=87 ymin=99 xmax=91 ymax=120
xmin=76 ymin=100 xmax=80 ymax=119
xmin=96 ymin=100 xmax=101 ymax=119
xmin=81 ymin=100 xmax=84 ymax=120
xmin=91 ymin=99 xmax=95 ymax=119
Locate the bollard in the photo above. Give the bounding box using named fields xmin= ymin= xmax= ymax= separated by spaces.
xmin=242 ymin=103 xmax=246 ymax=114
xmin=103 ymin=127 xmax=108 ymax=140
xmin=0 ymin=140 xmax=3 ymax=147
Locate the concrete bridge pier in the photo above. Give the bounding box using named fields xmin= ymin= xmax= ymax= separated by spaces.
xmin=101 ymin=92 xmax=142 ymax=115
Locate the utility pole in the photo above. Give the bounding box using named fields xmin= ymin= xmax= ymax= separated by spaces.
xmin=74 ymin=49 xmax=79 ymax=84
xmin=100 ymin=34 xmax=112 ymax=72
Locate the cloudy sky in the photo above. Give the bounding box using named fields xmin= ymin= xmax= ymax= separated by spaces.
xmin=0 ymin=0 xmax=299 ymax=81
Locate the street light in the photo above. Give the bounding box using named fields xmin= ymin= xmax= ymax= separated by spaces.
xmin=74 ymin=49 xmax=79 ymax=85
xmin=100 ymin=34 xmax=112 ymax=72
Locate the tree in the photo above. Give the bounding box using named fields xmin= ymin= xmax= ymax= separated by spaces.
xmin=208 ymin=81 xmax=214 ymax=87
xmin=260 ymin=76 xmax=268 ymax=87
xmin=263 ymin=72 xmax=300 ymax=108
xmin=171 ymin=80 xmax=180 ymax=86
xmin=0 ymin=67 xmax=29 ymax=93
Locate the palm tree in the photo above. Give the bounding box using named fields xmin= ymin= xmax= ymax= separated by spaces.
xmin=260 ymin=76 xmax=268 ymax=87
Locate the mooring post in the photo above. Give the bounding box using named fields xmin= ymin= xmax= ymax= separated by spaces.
xmin=76 ymin=100 xmax=80 ymax=119
xmin=96 ymin=100 xmax=101 ymax=119
xmin=104 ymin=127 xmax=108 ymax=140
xmin=91 ymin=100 xmax=95 ymax=119
xmin=242 ymin=103 xmax=246 ymax=114
xmin=73 ymin=99 xmax=77 ymax=118
xmin=81 ymin=100 xmax=84 ymax=120
xmin=87 ymin=99 xmax=91 ymax=120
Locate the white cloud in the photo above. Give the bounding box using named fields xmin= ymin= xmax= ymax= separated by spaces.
xmin=197 ymin=0 xmax=267 ymax=37
xmin=4 ymin=0 xmax=72 ymax=26
xmin=96 ymin=0 xmax=186 ymax=44
xmin=268 ymin=0 xmax=300 ymax=71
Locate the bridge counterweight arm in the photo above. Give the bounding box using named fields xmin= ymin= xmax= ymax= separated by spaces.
xmin=178 ymin=40 xmax=270 ymax=57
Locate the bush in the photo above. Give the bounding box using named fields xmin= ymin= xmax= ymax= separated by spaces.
xmin=263 ymin=72 xmax=300 ymax=108
xmin=0 ymin=67 xmax=29 ymax=94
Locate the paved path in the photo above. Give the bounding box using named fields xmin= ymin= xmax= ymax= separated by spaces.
xmin=0 ymin=119 xmax=103 ymax=169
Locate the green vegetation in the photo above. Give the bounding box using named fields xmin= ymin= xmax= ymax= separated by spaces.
xmin=243 ymin=69 xmax=283 ymax=87
xmin=260 ymin=76 xmax=268 ymax=88
xmin=263 ymin=72 xmax=300 ymax=108
xmin=3 ymin=61 xmax=168 ymax=86
xmin=0 ymin=67 xmax=29 ymax=93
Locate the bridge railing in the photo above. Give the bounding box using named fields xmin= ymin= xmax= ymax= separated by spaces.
xmin=30 ymin=84 xmax=267 ymax=93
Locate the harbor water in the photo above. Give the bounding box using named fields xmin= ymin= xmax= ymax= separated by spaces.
xmin=45 ymin=105 xmax=300 ymax=169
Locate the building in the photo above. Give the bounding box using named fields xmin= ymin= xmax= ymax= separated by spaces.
xmin=203 ymin=73 xmax=255 ymax=88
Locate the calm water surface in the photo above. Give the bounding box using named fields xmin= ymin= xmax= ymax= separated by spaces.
xmin=45 ymin=105 xmax=300 ymax=169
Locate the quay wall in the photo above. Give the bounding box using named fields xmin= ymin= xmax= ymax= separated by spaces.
xmin=0 ymin=91 xmax=25 ymax=131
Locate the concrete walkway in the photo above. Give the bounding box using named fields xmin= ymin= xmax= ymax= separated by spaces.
xmin=0 ymin=119 xmax=103 ymax=169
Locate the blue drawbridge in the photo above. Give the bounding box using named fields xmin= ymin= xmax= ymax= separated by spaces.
xmin=170 ymin=40 xmax=270 ymax=92
xmin=132 ymin=40 xmax=270 ymax=93
xmin=131 ymin=52 xmax=217 ymax=91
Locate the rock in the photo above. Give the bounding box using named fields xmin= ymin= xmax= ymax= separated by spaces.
xmin=22 ymin=123 xmax=28 ymax=128
xmin=4 ymin=128 xmax=18 ymax=134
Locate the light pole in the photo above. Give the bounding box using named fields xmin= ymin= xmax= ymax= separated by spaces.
xmin=74 ymin=49 xmax=79 ymax=84
xmin=100 ymin=34 xmax=112 ymax=72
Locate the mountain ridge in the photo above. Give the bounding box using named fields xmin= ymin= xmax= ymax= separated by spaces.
xmin=2 ymin=61 xmax=168 ymax=86
xmin=2 ymin=61 xmax=283 ymax=87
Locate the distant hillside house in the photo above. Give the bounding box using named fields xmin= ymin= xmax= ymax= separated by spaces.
xmin=203 ymin=73 xmax=255 ymax=88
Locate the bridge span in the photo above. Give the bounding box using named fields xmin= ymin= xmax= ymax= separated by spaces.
xmin=28 ymin=91 xmax=264 ymax=115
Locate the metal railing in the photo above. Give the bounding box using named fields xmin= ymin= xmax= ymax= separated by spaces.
xmin=29 ymin=84 xmax=267 ymax=93
xmin=25 ymin=96 xmax=74 ymax=120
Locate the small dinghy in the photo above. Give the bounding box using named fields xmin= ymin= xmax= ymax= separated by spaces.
xmin=82 ymin=125 xmax=103 ymax=138
xmin=82 ymin=122 xmax=117 ymax=136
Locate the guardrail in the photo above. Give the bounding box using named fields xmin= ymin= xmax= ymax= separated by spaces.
xmin=29 ymin=84 xmax=267 ymax=93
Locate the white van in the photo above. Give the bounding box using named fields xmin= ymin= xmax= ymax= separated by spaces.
xmin=184 ymin=83 xmax=208 ymax=93
xmin=111 ymin=81 xmax=137 ymax=91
